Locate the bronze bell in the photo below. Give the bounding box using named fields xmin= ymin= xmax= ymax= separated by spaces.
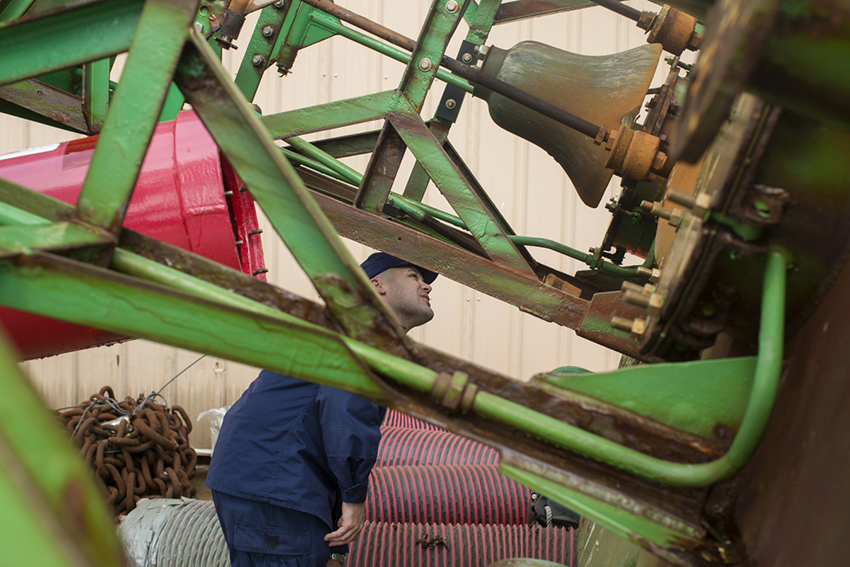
xmin=475 ymin=42 xmax=662 ymax=208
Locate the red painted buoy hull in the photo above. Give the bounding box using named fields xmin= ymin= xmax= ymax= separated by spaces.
xmin=0 ymin=111 xmax=265 ymax=359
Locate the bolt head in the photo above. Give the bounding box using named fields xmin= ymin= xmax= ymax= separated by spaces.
xmin=461 ymin=53 xmax=473 ymax=63
xmin=446 ymin=0 xmax=459 ymax=13
xmin=418 ymin=58 xmax=433 ymax=72
xmin=262 ymin=25 xmax=274 ymax=37
xmin=445 ymin=99 xmax=457 ymax=109
xmin=193 ymin=22 xmax=204 ymax=33
xmin=273 ymin=0 xmax=285 ymax=7
xmin=252 ymin=55 xmax=264 ymax=66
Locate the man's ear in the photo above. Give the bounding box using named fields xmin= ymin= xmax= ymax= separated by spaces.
xmin=370 ymin=277 xmax=386 ymax=295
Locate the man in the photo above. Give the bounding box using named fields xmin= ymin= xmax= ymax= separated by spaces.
xmin=206 ymin=252 xmax=437 ymax=567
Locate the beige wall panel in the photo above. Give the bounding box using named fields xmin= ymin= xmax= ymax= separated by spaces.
xmin=11 ymin=1 xmax=664 ymax=449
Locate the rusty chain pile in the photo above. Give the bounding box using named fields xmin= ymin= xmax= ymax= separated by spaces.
xmin=56 ymin=386 xmax=197 ymax=518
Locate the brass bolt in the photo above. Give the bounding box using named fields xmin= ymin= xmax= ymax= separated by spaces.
xmin=624 ymin=290 xmax=651 ymax=308
xmin=621 ymin=281 xmax=645 ymax=294
xmin=647 ymin=293 xmax=664 ymax=317
xmin=641 ymin=200 xmax=672 ymax=220
xmin=666 ymin=189 xmax=696 ymax=209
xmin=611 ymin=316 xmax=646 ymax=337
xmin=636 ymin=267 xmax=662 ymax=283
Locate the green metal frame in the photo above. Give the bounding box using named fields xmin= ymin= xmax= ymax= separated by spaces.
xmin=0 ymin=0 xmax=797 ymax=564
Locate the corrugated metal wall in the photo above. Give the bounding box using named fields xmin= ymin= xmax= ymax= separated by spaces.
xmin=9 ymin=1 xmax=663 ymax=450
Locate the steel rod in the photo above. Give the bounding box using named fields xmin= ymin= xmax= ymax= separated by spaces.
xmin=298 ymin=0 xmax=605 ymax=140
xmin=318 ymin=16 xmax=474 ymax=93
xmin=588 ymin=0 xmax=642 ymax=22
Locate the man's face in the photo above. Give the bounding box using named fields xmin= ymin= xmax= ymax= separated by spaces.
xmin=371 ymin=266 xmax=434 ymax=330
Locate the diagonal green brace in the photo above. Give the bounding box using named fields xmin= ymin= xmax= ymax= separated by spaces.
xmin=0 ymin=252 xmax=390 ymax=400
xmin=0 ymin=222 xmax=112 ymax=258
xmin=82 ymin=58 xmax=110 ymax=132
xmin=390 ymin=105 xmax=536 ymax=275
xmin=0 ymin=0 xmax=35 ymax=22
xmin=396 ymin=0 xmax=461 ymax=111
xmin=0 ymin=327 xmax=124 ymax=567
xmin=261 ymin=90 xmax=396 ymax=139
xmin=0 ymin=0 xmax=143 ymax=87
xmin=75 ymin=0 xmax=198 ymax=233
xmin=174 ymin=32 xmax=413 ymax=355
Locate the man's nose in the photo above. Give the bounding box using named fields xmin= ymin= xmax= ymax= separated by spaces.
xmin=422 ymin=281 xmax=431 ymax=293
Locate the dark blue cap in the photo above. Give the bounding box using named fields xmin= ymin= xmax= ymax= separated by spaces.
xmin=360 ymin=252 xmax=438 ymax=284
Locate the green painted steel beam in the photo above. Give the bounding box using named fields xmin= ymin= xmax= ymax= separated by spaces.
xmin=234 ymin=3 xmax=288 ymax=100
xmin=347 ymin=0 xmax=460 ymax=215
xmin=82 ymin=58 xmax=109 ymax=132
xmin=0 ymin=0 xmax=35 ymax=21
xmin=500 ymin=462 xmax=700 ymax=549
xmin=174 ymin=32 xmax=412 ymax=354
xmin=272 ymin=0 xmax=335 ymax=72
xmin=0 ymin=252 xmax=390 ymax=400
xmin=75 ymin=0 xmax=197 ymax=233
xmin=0 ymin=78 xmax=88 ymax=133
xmin=0 ymin=222 xmax=111 ymax=257
xmin=158 ymin=82 xmax=185 ymax=122
xmin=0 ymin=176 xmax=71 ymax=223
xmin=390 ymin=107 xmax=537 ymax=275
xmin=0 ymin=200 xmax=49 ymax=225
xmin=261 ymin=90 xmax=395 ymax=139
xmin=396 ymin=0 xmax=460 ymax=111
xmin=0 ymin=0 xmax=143 ymax=87
xmin=466 ymin=0 xmax=502 ymax=43
xmin=0 ymin=327 xmax=124 ymax=567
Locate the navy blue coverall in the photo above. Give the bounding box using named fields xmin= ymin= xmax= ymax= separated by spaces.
xmin=206 ymin=370 xmax=384 ymax=566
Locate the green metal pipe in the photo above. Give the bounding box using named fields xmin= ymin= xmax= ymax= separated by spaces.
xmin=315 ymin=15 xmax=474 ymax=94
xmin=280 ymin=146 xmax=357 ymax=185
xmin=110 ymin=246 xmax=438 ymax=392
xmin=285 ymin=135 xmax=363 ymax=186
xmin=278 ymin=136 xmax=641 ymax=279
xmin=509 ymin=235 xmax=642 ymax=276
xmin=0 ymin=202 xmax=49 ymax=226
xmin=391 ymin=194 xmax=467 ymax=229
xmin=387 ymin=195 xmax=427 ymax=222
xmin=0 ymin=198 xmax=785 ymax=486
xmin=474 ymin=248 xmax=787 ymax=486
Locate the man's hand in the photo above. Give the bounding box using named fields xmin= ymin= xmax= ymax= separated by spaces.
xmin=324 ymin=502 xmax=366 ymax=547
